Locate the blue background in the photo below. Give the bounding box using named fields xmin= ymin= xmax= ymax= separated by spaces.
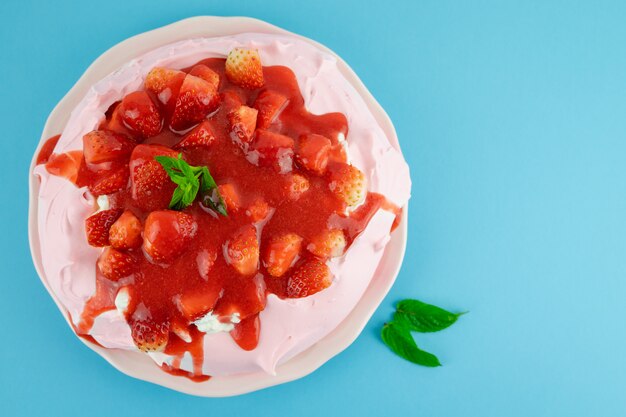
xmin=2 ymin=0 xmax=625 ymax=415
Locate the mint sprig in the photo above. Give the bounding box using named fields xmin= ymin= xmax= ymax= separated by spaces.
xmin=154 ymin=154 xmax=227 ymax=215
xmin=381 ymin=299 xmax=466 ymax=367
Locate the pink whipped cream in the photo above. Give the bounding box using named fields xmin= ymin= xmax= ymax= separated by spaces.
xmin=33 ymin=32 xmax=411 ymax=376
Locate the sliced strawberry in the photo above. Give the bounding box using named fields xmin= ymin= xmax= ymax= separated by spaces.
xmin=296 ymin=134 xmax=332 ymax=175
xmin=117 ymin=91 xmax=162 ymax=138
xmin=130 ymin=316 xmax=169 ymax=352
xmin=109 ymin=210 xmax=142 ymax=250
xmin=251 ymin=130 xmax=294 ymax=172
xmin=129 ymin=144 xmax=178 ymax=211
xmin=286 ymin=257 xmax=332 ymax=298
xmin=327 ymin=163 xmax=367 ymax=207
xmin=307 ymin=229 xmax=347 ymax=259
xmin=225 ymin=48 xmax=264 ymax=89
xmin=106 ymin=105 xmax=135 ymax=138
xmin=189 ymin=64 xmax=220 ymax=88
xmin=97 ymin=247 xmax=137 ymax=281
xmin=264 ymin=233 xmax=303 ymax=277
xmin=170 ymin=74 xmax=220 ymax=131
xmin=228 ymin=105 xmax=258 ymax=144
xmin=85 ymin=209 xmax=123 ymax=247
xmin=83 ymin=130 xmax=134 ymax=165
xmin=177 ymin=286 xmax=222 ymax=321
xmin=174 ymin=120 xmax=217 ymax=149
xmin=285 ymin=173 xmax=310 ymax=200
xmin=144 ymin=67 xmax=186 ymax=109
xmin=225 ymin=225 xmax=259 ymax=276
xmin=143 ymin=210 xmax=197 ymax=263
xmin=253 ymin=90 xmax=288 ymax=129
xmin=246 ymin=198 xmax=270 ymax=222
xmin=88 ymin=165 xmax=129 ymax=196
xmin=217 ymin=183 xmax=241 ymax=212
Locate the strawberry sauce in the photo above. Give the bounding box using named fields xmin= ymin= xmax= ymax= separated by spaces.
xmin=38 ymin=56 xmax=401 ymax=380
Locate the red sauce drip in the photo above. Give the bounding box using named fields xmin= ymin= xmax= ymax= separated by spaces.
xmin=160 ymin=363 xmax=211 ymax=383
xmin=41 ymin=58 xmax=402 ymax=380
xmin=230 ymin=314 xmax=261 ymax=351
xmin=36 ymin=134 xmax=61 ymax=165
xmin=76 ymin=275 xmax=117 ymax=334
xmin=45 ymin=151 xmax=83 ymax=184
xmin=68 ymin=312 xmax=104 ymax=348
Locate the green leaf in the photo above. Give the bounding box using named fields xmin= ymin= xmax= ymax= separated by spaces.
xmin=201 ymin=187 xmax=228 ymax=217
xmin=154 ymin=154 xmax=227 ymax=215
xmin=381 ymin=322 xmax=441 ymax=367
xmin=169 ymin=186 xmax=185 ymax=210
xmin=394 ymin=299 xmax=466 ymax=333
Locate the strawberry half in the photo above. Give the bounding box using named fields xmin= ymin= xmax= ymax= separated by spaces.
xmin=286 ymin=257 xmax=333 ymax=298
xmin=307 ymin=229 xmax=347 ymax=259
xmin=97 ymin=247 xmax=137 ymax=281
xmin=83 ymin=130 xmax=134 ymax=165
xmin=170 ymin=74 xmax=220 ymax=131
xmin=144 ymin=67 xmax=186 ymax=110
xmin=174 ymin=120 xmax=217 ymax=149
xmin=251 ymin=130 xmax=294 ymax=172
xmin=296 ymin=134 xmax=332 ymax=175
xmin=217 ymin=183 xmax=241 ymax=212
xmin=143 ymin=210 xmax=197 ymax=263
xmin=213 ymin=276 xmax=266 ymax=320
xmin=253 ymin=90 xmax=288 ymax=129
xmin=225 ymin=48 xmax=264 ymax=89
xmin=285 ymin=173 xmax=310 ymax=200
xmin=189 ymin=64 xmax=220 ymax=87
xmin=327 ymin=163 xmax=367 ymax=207
xmin=225 ymin=225 xmax=260 ymax=276
xmin=228 ymin=105 xmax=258 ymax=144
xmin=246 ymin=198 xmax=270 ymax=223
xmin=129 ymin=144 xmax=178 ymax=211
xmin=117 ymin=91 xmax=162 ymax=138
xmin=88 ymin=165 xmax=129 ymax=196
xmin=177 ymin=286 xmax=222 ymax=321
xmin=85 ymin=209 xmax=123 ymax=247
xmin=130 ymin=317 xmax=169 ymax=352
xmin=264 ymin=233 xmax=303 ymax=277
xmin=105 ymin=104 xmax=136 ymax=138
xmin=109 ymin=210 xmax=142 ymax=250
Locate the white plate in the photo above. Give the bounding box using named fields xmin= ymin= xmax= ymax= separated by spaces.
xmin=28 ymin=16 xmax=408 ymax=397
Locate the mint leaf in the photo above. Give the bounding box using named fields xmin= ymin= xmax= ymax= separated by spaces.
xmin=394 ymin=299 xmax=466 ymax=333
xmin=154 ymin=154 xmax=227 ymax=215
xmin=381 ymin=322 xmax=441 ymax=367
xmin=197 ymin=167 xmax=227 ymax=216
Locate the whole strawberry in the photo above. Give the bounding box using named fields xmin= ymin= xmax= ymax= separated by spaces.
xmin=225 ymin=48 xmax=264 ymax=89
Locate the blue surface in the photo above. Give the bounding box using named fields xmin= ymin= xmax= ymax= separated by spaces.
xmin=2 ymin=0 xmax=625 ymax=415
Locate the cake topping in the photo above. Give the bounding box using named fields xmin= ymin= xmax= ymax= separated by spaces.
xmin=39 ymin=46 xmax=402 ymax=380
xmin=117 ymin=91 xmax=163 ymax=138
xmin=225 ymin=48 xmax=264 ymax=89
